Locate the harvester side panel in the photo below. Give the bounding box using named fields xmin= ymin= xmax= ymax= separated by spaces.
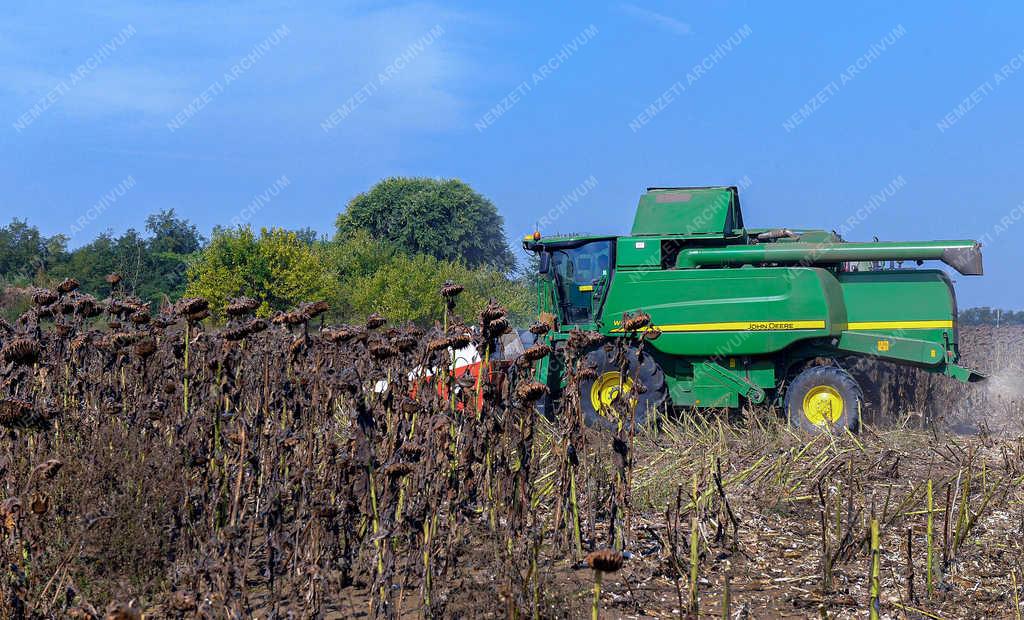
xmin=600 ymin=267 xmax=844 ymax=356
xmin=836 ymin=269 xmax=959 ymax=366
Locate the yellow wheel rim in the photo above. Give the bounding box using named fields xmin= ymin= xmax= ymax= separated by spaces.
xmin=590 ymin=371 xmax=634 ymax=413
xmin=802 ymin=385 xmax=844 ymax=426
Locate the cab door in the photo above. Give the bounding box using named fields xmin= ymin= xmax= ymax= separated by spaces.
xmin=550 ymin=240 xmax=613 ymax=326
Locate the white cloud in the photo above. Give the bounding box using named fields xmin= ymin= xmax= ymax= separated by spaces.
xmin=305 ymin=3 xmax=470 ymax=134
xmin=1 ymin=2 xmax=471 ymax=134
xmin=619 ymin=3 xmax=691 ymax=36
xmin=67 ymin=68 xmax=190 ymax=116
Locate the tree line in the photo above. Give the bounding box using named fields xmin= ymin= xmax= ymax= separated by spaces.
xmin=958 ymin=307 xmax=1024 ymax=326
xmin=0 ymin=177 xmax=531 ymax=325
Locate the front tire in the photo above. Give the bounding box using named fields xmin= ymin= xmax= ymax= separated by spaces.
xmin=785 ymin=365 xmax=863 ymax=433
xmin=579 ymin=345 xmax=667 ymax=432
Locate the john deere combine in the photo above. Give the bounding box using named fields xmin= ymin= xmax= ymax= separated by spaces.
xmin=523 ymin=186 xmax=985 ymax=432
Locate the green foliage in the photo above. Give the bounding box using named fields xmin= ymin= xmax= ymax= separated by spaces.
xmin=1 ymin=183 xmax=531 ymax=328
xmin=959 ymin=307 xmax=1024 ymax=325
xmin=186 ymin=226 xmax=341 ymax=318
xmin=146 ymin=210 xmax=204 ymax=255
xmin=336 ymin=177 xmax=516 ymax=273
xmin=342 ymin=250 xmax=531 ymax=326
xmin=52 ymin=210 xmax=203 ymax=307
xmin=0 ymin=219 xmax=67 ymax=286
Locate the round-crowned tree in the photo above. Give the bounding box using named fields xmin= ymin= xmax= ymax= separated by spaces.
xmin=335 ymin=177 xmax=516 ymax=273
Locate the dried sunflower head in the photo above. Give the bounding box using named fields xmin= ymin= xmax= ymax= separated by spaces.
xmin=151 ymin=314 xmax=176 ymax=329
xmin=520 ymin=343 xmax=551 ymax=363
xmin=400 ymin=443 xmax=424 ymax=458
xmin=394 ymin=334 xmax=419 ymax=352
xmin=280 ymin=310 xmax=308 ymax=325
xmin=449 ymin=328 xmax=472 ymax=349
xmin=105 ymin=299 xmax=132 ymax=317
xmin=174 ymin=297 xmax=209 ymax=317
xmin=186 ymin=308 xmax=210 ymax=323
xmin=32 ymin=459 xmax=63 ymax=481
xmin=440 ymin=281 xmax=464 ymax=298
xmin=107 ymin=332 xmax=138 ymax=349
xmin=622 ymin=311 xmax=652 ymax=332
xmin=323 ymin=326 xmax=359 ymax=344
xmin=225 ymin=318 xmax=266 ymax=341
xmin=75 ymin=296 xmax=103 ymax=318
xmin=486 ymin=317 xmax=511 ymax=338
xmin=427 ymin=337 xmax=452 ymax=352
xmin=245 ymin=318 xmax=268 ymax=335
xmin=585 ymin=549 xmax=624 ymax=572
xmin=223 ymin=325 xmax=249 ymax=341
xmin=2 ymin=338 xmax=41 ymax=365
xmin=70 ymin=334 xmax=91 ymax=353
xmin=515 ymin=381 xmax=550 ymax=402
xmin=383 ymin=462 xmax=416 ymax=479
xmin=225 ymin=296 xmax=260 ymax=317
xmin=56 ymin=278 xmax=80 ymax=294
xmin=0 ymin=398 xmax=32 ymax=427
xmin=366 ymin=312 xmax=387 ymax=330
xmin=369 ymin=342 xmax=398 ymax=359
xmin=32 ymin=289 xmax=58 ymax=306
xmin=528 ymin=321 xmax=551 ymax=336
xmin=480 ymin=302 xmax=506 ymax=323
xmin=302 ymin=300 xmax=330 ymax=319
xmin=133 ymin=338 xmax=157 ymax=358
xmin=30 ymin=493 xmax=49 ymax=516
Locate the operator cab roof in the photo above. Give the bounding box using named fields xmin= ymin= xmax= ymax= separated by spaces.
xmin=633 ymin=186 xmax=744 ymax=238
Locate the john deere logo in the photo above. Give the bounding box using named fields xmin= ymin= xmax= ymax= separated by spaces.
xmin=748 ymin=322 xmax=795 ymax=331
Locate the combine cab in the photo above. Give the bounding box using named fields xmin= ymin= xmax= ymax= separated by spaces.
xmin=524 ymin=186 xmax=985 ymax=432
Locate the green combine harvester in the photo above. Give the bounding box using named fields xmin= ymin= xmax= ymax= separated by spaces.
xmin=522 ymin=186 xmax=985 ymax=432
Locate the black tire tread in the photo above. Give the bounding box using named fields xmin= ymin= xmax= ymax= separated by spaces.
xmin=580 ymin=346 xmax=667 ymax=432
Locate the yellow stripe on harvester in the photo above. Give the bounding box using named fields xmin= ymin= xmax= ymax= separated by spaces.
xmin=612 ymin=320 xmax=826 ymax=333
xmin=846 ymin=320 xmax=953 ymax=330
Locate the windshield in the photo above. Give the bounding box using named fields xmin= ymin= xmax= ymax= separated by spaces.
xmin=549 ymin=240 xmax=612 ymax=324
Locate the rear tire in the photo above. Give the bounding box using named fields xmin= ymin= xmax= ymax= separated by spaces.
xmin=579 ymin=345 xmax=667 ymax=432
xmin=785 ymin=365 xmax=863 ymax=433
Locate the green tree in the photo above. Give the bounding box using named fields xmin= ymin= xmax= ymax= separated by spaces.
xmin=186 ymin=226 xmax=340 ymax=318
xmin=0 ymin=219 xmax=68 ymax=286
xmin=336 ymin=177 xmax=516 ymax=273
xmin=146 ymin=209 xmax=204 ymax=255
xmin=52 ymin=211 xmax=204 ymax=306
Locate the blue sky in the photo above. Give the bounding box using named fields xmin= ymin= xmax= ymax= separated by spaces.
xmin=1 ymin=1 xmax=1022 ymax=307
